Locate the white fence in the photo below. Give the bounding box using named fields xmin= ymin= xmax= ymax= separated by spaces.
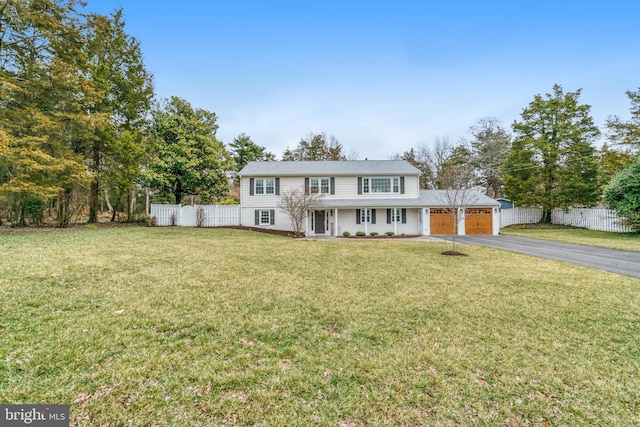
xmin=151 ymin=204 xmax=241 ymax=227
xmin=500 ymin=207 xmax=631 ymax=233
xmin=500 ymin=207 xmax=543 ymax=227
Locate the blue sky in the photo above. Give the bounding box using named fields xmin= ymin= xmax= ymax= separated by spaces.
xmin=89 ymin=0 xmax=640 ymax=159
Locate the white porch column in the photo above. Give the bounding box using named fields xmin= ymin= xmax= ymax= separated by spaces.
xmin=394 ymin=208 xmax=398 ymax=235
xmin=364 ymin=208 xmax=368 ymax=235
xmin=334 ymin=208 xmax=339 ymax=236
xmin=305 ymin=212 xmax=309 ymax=236
xmin=458 ymin=207 xmax=466 ymax=235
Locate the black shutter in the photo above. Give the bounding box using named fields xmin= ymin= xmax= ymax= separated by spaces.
xmin=275 ymin=178 xmax=280 ymax=195
xmin=402 ymin=209 xmax=407 ymax=224
xmin=254 ymin=210 xmax=259 ymax=225
xmin=330 ymin=177 xmax=335 ymax=195
xmin=356 ymin=209 xmax=361 ymax=224
xmin=357 ymin=177 xmax=362 ymax=195
xmin=386 ymin=209 xmax=391 ymax=224
xmin=400 ymin=176 xmax=405 ymax=194
xmin=371 ymin=209 xmax=376 ymax=224
xmin=249 ymin=178 xmax=255 ymax=196
xmin=270 ymin=209 xmax=275 ymax=225
xmin=305 ymin=177 xmax=310 ymax=195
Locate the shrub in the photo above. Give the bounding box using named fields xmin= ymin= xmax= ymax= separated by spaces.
xmin=370 ymin=232 xmax=378 ymax=236
xmin=196 ymin=206 xmax=206 ymax=227
xmin=355 ymin=231 xmax=366 ymax=236
xmin=386 ymin=231 xmax=394 ymax=236
xmin=342 ymin=231 xmax=351 ymax=237
xmin=170 ymin=212 xmax=178 ymax=226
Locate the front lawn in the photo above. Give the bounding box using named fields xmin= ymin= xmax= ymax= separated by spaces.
xmin=1 ymin=227 xmax=639 ymax=425
xmin=501 ymin=225 xmax=640 ymax=252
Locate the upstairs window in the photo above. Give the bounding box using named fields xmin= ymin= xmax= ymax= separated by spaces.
xmin=254 ymin=178 xmax=275 ymax=195
xmin=361 ymin=177 xmax=401 ymax=194
xmin=310 ymin=178 xmax=330 ymax=194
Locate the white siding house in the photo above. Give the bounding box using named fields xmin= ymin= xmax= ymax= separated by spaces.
xmin=238 ymin=160 xmax=500 ymax=236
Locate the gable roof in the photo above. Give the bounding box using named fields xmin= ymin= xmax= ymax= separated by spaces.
xmin=239 ymin=160 xmax=421 ymax=176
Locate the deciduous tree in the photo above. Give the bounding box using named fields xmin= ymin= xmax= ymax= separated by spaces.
xmin=277 ymin=188 xmax=321 ymax=237
xmin=468 ymin=117 xmax=511 ymax=198
xmin=438 ymin=163 xmax=477 ymax=253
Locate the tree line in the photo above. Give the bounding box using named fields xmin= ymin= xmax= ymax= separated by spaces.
xmin=1 ymin=1 xmax=638 ymax=230
xmin=391 ymin=85 xmax=639 ymax=229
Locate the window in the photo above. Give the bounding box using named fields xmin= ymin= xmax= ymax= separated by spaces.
xmin=361 ymin=177 xmax=401 ymax=194
xmin=310 ymin=178 xmax=331 ymax=194
xmin=255 ymin=209 xmax=275 ymax=225
xmin=391 ymin=208 xmax=400 ymax=222
xmin=260 ymin=210 xmax=271 ymax=225
xmin=356 ymin=208 xmax=376 ymax=224
xmin=360 ymin=209 xmax=371 ymax=223
xmin=254 ymin=178 xmax=275 ymax=195
xmin=387 ymin=208 xmax=407 ymax=224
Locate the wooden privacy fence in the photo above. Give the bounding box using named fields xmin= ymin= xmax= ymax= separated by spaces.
xmin=500 ymin=207 xmax=630 ymax=232
xmin=151 ymin=204 xmax=241 ymax=227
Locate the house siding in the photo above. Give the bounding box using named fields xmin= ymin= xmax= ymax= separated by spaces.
xmin=238 ymin=161 xmax=498 ymax=235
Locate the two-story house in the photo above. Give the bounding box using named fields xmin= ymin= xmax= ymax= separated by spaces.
xmin=238 ymin=160 xmax=500 ymax=236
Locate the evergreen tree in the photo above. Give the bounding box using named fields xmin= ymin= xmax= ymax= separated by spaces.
xmin=146 ymin=97 xmax=232 ymax=204
xmin=0 ymin=0 xmax=91 ymax=227
xmin=606 ymin=88 xmax=640 ymax=150
xmin=83 ymin=9 xmax=154 ymax=223
xmin=503 ymin=85 xmax=600 ymax=222
xmin=282 ymin=133 xmax=347 ymax=161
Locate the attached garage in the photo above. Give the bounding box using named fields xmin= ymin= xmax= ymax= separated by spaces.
xmin=465 ymin=208 xmax=493 ymax=235
xmin=430 ymin=208 xmax=455 ymax=234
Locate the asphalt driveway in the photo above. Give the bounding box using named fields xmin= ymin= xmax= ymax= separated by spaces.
xmin=451 ymin=235 xmax=640 ymax=278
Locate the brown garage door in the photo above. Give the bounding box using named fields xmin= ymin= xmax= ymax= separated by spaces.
xmin=465 ymin=208 xmax=493 ymax=235
xmin=430 ymin=208 xmax=455 ymax=234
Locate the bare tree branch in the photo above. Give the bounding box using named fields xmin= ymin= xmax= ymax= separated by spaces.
xmin=277 ymin=188 xmax=321 ymax=237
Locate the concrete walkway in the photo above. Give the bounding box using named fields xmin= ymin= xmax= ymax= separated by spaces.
xmin=450 ymin=235 xmax=640 ymax=278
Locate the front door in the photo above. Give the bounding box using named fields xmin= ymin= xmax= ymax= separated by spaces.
xmin=314 ymin=211 xmax=325 ymax=234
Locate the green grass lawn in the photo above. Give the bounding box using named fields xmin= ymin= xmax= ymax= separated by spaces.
xmin=1 ymin=227 xmax=639 ymax=426
xmin=501 ymin=225 xmax=640 ymax=252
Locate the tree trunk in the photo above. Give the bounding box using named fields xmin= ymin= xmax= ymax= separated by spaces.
xmin=56 ymin=189 xmax=72 ymax=228
xmin=16 ymin=203 xmax=26 ymax=227
xmin=127 ymin=187 xmax=136 ymax=222
xmin=145 ymin=187 xmax=150 ymax=217
xmin=542 ymin=208 xmax=552 ymax=224
xmin=88 ymin=178 xmax=99 ymax=223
